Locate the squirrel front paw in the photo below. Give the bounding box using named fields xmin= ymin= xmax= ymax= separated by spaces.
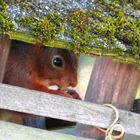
xmin=66 ymin=89 xmax=81 ymax=100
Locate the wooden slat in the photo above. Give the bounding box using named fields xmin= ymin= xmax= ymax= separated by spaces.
xmin=0 ymin=121 xmax=92 ymax=140
xmin=76 ymin=57 xmax=140 ymax=139
xmin=0 ymin=83 xmax=140 ymax=135
xmin=0 ymin=34 xmax=11 ymax=82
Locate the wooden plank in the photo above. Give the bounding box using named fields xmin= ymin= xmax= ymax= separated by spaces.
xmin=76 ymin=57 xmax=140 ymax=139
xmin=85 ymin=57 xmax=140 ymax=109
xmin=0 ymin=83 xmax=140 ymax=135
xmin=0 ymin=34 xmax=11 ymax=82
xmin=0 ymin=121 xmax=92 ymax=140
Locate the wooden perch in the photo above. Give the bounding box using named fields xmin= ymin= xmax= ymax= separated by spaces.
xmin=0 ymin=83 xmax=140 ymax=136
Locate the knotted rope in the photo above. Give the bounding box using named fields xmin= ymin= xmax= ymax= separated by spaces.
xmin=97 ymin=104 xmax=125 ymax=140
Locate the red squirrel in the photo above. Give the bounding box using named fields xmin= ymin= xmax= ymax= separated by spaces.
xmin=1 ymin=40 xmax=80 ymax=127
xmin=4 ymin=40 xmax=80 ymax=98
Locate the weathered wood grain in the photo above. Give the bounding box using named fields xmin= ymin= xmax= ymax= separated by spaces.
xmin=85 ymin=57 xmax=140 ymax=109
xmin=76 ymin=57 xmax=140 ymax=139
xmin=0 ymin=34 xmax=11 ymax=82
xmin=0 ymin=121 xmax=92 ymax=140
xmin=0 ymin=83 xmax=140 ymax=135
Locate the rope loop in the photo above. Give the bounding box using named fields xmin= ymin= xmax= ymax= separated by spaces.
xmin=98 ymin=104 xmax=125 ymax=140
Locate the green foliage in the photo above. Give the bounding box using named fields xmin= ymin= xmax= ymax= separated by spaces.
xmin=0 ymin=0 xmax=15 ymax=32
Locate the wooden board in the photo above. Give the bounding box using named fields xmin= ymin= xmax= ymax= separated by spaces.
xmin=76 ymin=57 xmax=140 ymax=139
xmin=0 ymin=34 xmax=11 ymax=82
xmin=0 ymin=83 xmax=140 ymax=136
xmin=0 ymin=120 xmax=92 ymax=140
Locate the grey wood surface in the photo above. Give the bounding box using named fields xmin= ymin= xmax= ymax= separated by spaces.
xmin=0 ymin=83 xmax=140 ymax=136
xmin=0 ymin=120 xmax=92 ymax=140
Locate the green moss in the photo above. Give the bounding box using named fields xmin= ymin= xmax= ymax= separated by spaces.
xmin=10 ymin=31 xmax=73 ymax=50
xmin=20 ymin=12 xmax=64 ymax=42
xmin=67 ymin=9 xmax=93 ymax=51
xmin=66 ymin=5 xmax=140 ymax=65
xmin=10 ymin=31 xmax=36 ymax=44
xmin=0 ymin=0 xmax=15 ymax=32
xmin=0 ymin=0 xmax=140 ymax=67
xmin=8 ymin=31 xmax=140 ymax=68
xmin=129 ymin=0 xmax=140 ymax=10
xmin=13 ymin=1 xmax=140 ymax=59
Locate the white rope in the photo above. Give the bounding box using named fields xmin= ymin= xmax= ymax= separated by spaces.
xmin=97 ymin=104 xmax=125 ymax=140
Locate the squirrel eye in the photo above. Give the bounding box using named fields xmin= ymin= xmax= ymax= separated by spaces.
xmin=52 ymin=55 xmax=64 ymax=68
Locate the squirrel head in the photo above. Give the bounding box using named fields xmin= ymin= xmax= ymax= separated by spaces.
xmin=32 ymin=43 xmax=78 ymax=89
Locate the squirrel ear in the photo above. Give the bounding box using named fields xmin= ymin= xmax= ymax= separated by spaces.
xmin=32 ymin=42 xmax=43 ymax=55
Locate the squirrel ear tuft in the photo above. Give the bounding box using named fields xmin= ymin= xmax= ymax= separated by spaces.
xmin=32 ymin=42 xmax=43 ymax=55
